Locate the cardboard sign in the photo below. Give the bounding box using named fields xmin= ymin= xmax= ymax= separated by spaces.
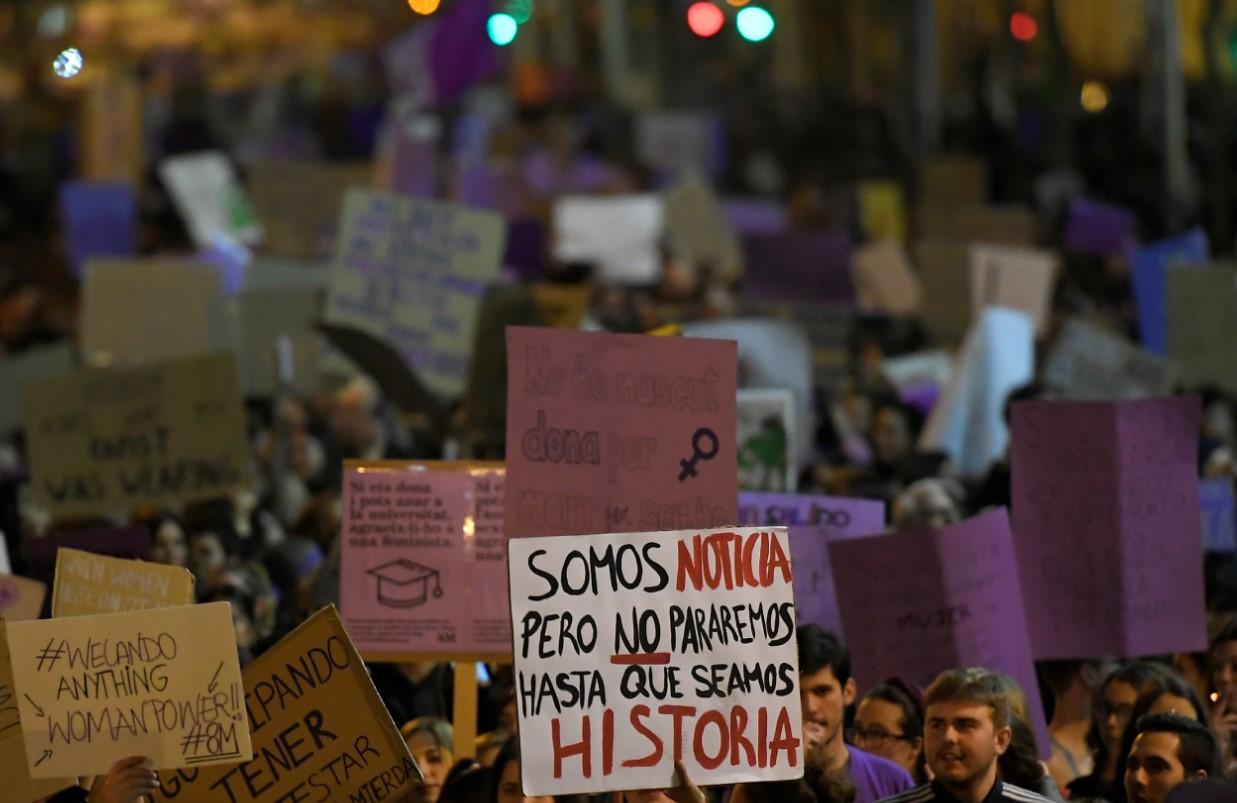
xmin=1042 ymin=319 xmax=1174 ymax=400
xmin=664 ymin=176 xmax=743 ymax=280
xmin=248 ymin=161 xmax=372 ymax=261
xmin=968 ymin=244 xmax=1058 ymax=335
xmin=553 ymin=195 xmax=665 ymax=285
xmin=914 ymin=239 xmax=973 ymax=344
xmin=1167 ymin=265 xmax=1237 ymax=395
xmin=920 ymin=307 xmax=1034 ymax=478
xmin=1131 ymin=228 xmax=1209 ymax=355
xmin=505 ymin=327 xmax=737 ymax=537
xmin=739 ymin=494 xmax=886 ymax=635
xmin=52 ymin=549 xmax=194 ymax=618
xmin=22 ymin=354 xmax=252 ymax=520
xmin=235 ymin=287 xmax=324 ymax=396
xmin=1011 ymin=398 xmax=1207 ymax=658
xmin=1201 ymin=479 xmax=1236 ymax=553
xmin=0 ymin=344 xmax=75 ymax=437
xmin=5 ymin=602 xmax=251 ymax=777
xmin=159 ymin=152 xmax=262 ymax=248
xmin=80 ymin=261 xmax=221 ymax=367
xmin=852 ymin=239 xmax=922 ymax=316
xmin=0 ymin=575 xmax=47 ymax=622
xmin=0 ymin=625 xmax=76 ymax=801
xmin=324 ymin=189 xmax=507 ymax=398
xmin=80 ymin=75 xmax=143 ymax=185
xmin=1063 ymin=198 xmax=1137 ymax=256
xmin=916 ymin=205 xmax=1036 ymax=247
xmin=150 ymin=606 xmax=421 ymax=802
xmin=857 ymin=181 xmax=907 ymax=244
xmin=340 ymin=463 xmax=510 ymax=659
xmin=636 ymin=112 xmax=723 ymax=179
xmin=741 ymin=230 xmax=854 ymax=306
xmin=830 ymin=509 xmax=1049 ymax=754
xmin=509 ymin=527 xmax=804 ymax=796
xmin=25 ymin=528 xmax=151 ymax=591
xmin=921 ymin=155 xmax=986 ymax=205
xmin=59 ymin=181 xmax=137 ymax=278
xmin=531 ymin=284 xmax=590 ymax=330
xmin=737 ymin=389 xmax=796 ymax=493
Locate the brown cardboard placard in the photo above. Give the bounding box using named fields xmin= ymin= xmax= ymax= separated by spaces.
xmin=22 ymin=353 xmax=252 ymax=521
xmin=52 ymin=549 xmax=194 ymax=619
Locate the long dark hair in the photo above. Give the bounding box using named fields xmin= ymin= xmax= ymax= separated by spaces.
xmin=860 ymin=680 xmax=927 ymax=783
xmin=1084 ymin=661 xmax=1170 ymax=783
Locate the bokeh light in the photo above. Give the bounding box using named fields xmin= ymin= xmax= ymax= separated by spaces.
xmin=1010 ymin=12 xmax=1038 ymax=43
xmin=686 ymin=3 xmax=725 ymax=38
xmin=1080 ymin=80 xmax=1110 ymax=113
xmin=407 ymin=0 xmax=441 ymax=14
xmin=52 ymin=47 xmax=83 ymax=78
xmin=736 ymin=6 xmax=774 ymax=42
xmin=725 ymin=0 xmax=750 ymax=6
xmin=506 ymin=0 xmax=533 ymax=25
xmin=487 ymin=13 xmax=518 ymax=47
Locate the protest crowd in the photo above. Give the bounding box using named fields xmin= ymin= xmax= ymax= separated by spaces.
xmin=1 ymin=2 xmax=1237 ymax=803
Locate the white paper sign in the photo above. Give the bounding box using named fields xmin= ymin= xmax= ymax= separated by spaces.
xmin=553 ymin=195 xmax=665 ymax=285
xmin=159 ymin=152 xmax=262 ymax=248
xmin=508 ymin=527 xmax=804 ymax=797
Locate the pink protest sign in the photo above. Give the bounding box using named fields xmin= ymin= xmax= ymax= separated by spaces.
xmin=505 ymin=327 xmax=737 ymax=537
xmin=740 ymin=493 xmax=885 ymax=634
xmin=1011 ymin=398 xmax=1207 ymax=659
xmin=340 ymin=462 xmax=510 ymax=659
xmin=830 ymin=509 xmax=1049 ymax=755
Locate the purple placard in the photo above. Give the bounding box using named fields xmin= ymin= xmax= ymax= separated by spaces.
xmin=1011 ymin=398 xmax=1207 ymax=658
xmin=1063 ymin=198 xmax=1138 ymax=256
xmin=830 ymin=509 xmax=1049 ymax=756
xmin=23 ymin=525 xmax=150 ymax=590
xmin=504 ymin=219 xmax=546 ymax=281
xmin=741 ymin=229 xmax=854 ymax=305
xmin=59 ymin=181 xmax=137 ymax=278
xmin=721 ymin=197 xmax=788 ymax=236
xmin=428 ymin=0 xmax=502 ymax=106
xmin=740 ymin=493 xmax=885 ymax=635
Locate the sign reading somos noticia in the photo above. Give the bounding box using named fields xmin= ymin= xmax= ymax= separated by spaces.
xmin=508 ymin=527 xmax=803 ymax=797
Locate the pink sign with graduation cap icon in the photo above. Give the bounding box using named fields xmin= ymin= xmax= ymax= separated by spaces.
xmin=340 ymin=465 xmax=511 ymax=658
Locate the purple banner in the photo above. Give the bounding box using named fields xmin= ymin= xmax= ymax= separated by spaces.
xmin=1011 ymin=398 xmax=1207 ymax=658
xmin=1063 ymin=198 xmax=1138 ymax=256
xmin=59 ymin=181 xmax=137 ymax=278
xmin=741 ymin=229 xmax=854 ymax=305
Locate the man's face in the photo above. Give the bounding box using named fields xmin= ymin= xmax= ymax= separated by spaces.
xmin=924 ymin=700 xmax=1010 ymax=790
xmin=799 ymin=665 xmax=855 ymax=759
xmin=1125 ymin=731 xmax=1194 ymax=803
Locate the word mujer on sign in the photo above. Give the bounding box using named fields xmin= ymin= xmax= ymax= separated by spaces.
xmin=508 ymin=527 xmax=803 ymax=797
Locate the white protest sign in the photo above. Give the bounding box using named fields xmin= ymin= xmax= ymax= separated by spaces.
xmin=509 ymin=527 xmax=803 ymax=797
xmin=159 ymin=152 xmax=262 ymax=249
xmin=553 ymin=195 xmax=665 ymax=285
xmin=5 ymin=602 xmax=251 ymax=777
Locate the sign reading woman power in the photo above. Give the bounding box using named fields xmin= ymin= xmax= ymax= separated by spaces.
xmin=508 ymin=527 xmax=803 ymax=797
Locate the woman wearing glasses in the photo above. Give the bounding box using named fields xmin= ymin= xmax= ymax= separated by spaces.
xmin=848 ymin=679 xmax=928 ymax=785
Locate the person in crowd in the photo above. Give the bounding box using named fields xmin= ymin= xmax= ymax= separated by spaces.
xmin=371 ymin=660 xmax=454 ymax=727
xmin=1040 ymin=660 xmax=1103 ymax=788
xmin=402 ymin=717 xmax=455 ymax=803
xmin=1000 ymin=717 xmax=1064 ymax=802
xmin=477 ymin=728 xmax=513 ymax=767
xmin=1068 ymin=661 xmax=1170 ymax=801
xmin=877 ymin=666 xmax=1052 ymax=803
xmin=440 ymin=758 xmax=493 ymax=803
xmin=742 ymin=625 xmax=914 ymax=803
xmin=891 ymin=478 xmax=964 ymax=530
xmin=851 ymin=680 xmax=928 ymax=783
xmin=1123 ymin=714 xmax=1219 ymax=803
xmin=489 ymin=739 xmax=590 ymax=803
xmin=1111 ymin=672 xmax=1211 ymax=803
xmin=732 ymin=765 xmax=858 ymax=803
xmin=1163 ymin=778 xmax=1237 ymax=802
xmin=146 ymin=512 xmax=188 ymax=568
xmin=1206 ymin=621 xmax=1237 ymax=774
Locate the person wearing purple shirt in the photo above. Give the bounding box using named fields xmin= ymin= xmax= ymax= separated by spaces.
xmin=732 ymin=626 xmax=915 ymax=803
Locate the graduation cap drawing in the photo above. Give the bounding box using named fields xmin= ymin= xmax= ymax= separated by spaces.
xmin=367 ymin=559 xmax=444 ymax=609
